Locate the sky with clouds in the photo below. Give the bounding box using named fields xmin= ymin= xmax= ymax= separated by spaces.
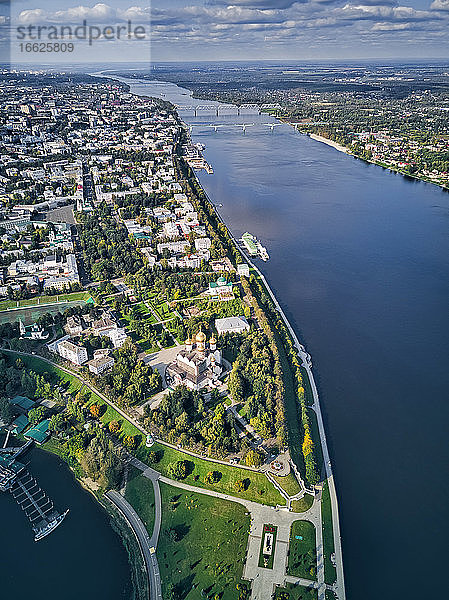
xmin=7 ymin=0 xmax=449 ymax=62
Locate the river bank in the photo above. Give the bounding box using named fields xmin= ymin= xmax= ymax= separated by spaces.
xmin=282 ymin=123 xmax=449 ymax=192
xmin=308 ymin=133 xmax=350 ymax=154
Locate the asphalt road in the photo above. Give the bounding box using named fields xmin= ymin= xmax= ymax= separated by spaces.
xmin=106 ymin=490 xmax=162 ymax=600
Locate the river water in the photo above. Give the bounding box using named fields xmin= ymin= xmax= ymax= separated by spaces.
xmin=120 ymin=77 xmax=449 ymax=600
xmin=0 ymin=443 xmax=133 ymax=600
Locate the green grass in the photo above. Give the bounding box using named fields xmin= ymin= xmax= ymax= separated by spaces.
xmin=2 ymin=351 xmax=83 ymax=394
xmin=258 ymin=524 xmax=277 ymax=569
xmin=0 ymin=291 xmax=91 ymax=312
xmin=251 ymin=272 xmax=304 ymax=472
xmin=275 ymin=473 xmax=302 ymax=497
xmin=299 ymin=366 xmax=315 ymax=407
xmin=274 ymin=583 xmax=317 ymax=600
xmin=3 ymin=351 xmax=282 ymax=505
xmin=287 ymin=520 xmax=317 ymax=580
xmin=321 ymin=481 xmax=337 ymax=585
xmin=157 ymin=482 xmax=250 ymax=600
xmin=325 ymin=592 xmax=337 ymax=600
xmin=124 ymin=469 xmax=156 ymax=536
xmin=291 ymin=494 xmax=314 ymax=513
xmin=139 ymin=443 xmax=284 ymax=506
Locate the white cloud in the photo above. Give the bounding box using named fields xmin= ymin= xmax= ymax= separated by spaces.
xmin=430 ymin=0 xmax=449 ymax=9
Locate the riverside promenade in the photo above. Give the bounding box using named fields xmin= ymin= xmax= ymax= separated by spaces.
xmin=199 ymin=186 xmax=346 ymax=600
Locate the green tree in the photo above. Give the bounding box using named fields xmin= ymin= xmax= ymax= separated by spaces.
xmin=245 ymin=449 xmax=264 ymax=468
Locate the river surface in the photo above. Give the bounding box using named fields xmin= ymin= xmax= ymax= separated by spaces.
xmin=0 ymin=442 xmax=132 ymax=600
xmin=119 ymin=76 xmax=449 ymax=600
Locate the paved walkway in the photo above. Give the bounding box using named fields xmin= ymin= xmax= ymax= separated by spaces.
xmin=106 ymin=490 xmax=162 ymax=600
xmin=131 ymin=455 xmax=324 ymax=600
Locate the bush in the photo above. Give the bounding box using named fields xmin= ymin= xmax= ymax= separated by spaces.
xmin=167 ymin=460 xmax=190 ymax=480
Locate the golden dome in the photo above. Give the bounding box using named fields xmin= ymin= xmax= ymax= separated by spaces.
xmin=185 ymin=337 xmax=192 ymax=345
xmin=210 ymin=334 xmax=217 ymax=344
xmin=196 ymin=329 xmax=206 ymax=343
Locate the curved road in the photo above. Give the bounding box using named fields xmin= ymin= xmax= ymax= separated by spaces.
xmin=106 ymin=489 xmax=162 ymax=600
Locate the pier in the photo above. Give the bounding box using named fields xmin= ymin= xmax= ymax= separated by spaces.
xmin=0 ymin=441 xmax=68 ymax=541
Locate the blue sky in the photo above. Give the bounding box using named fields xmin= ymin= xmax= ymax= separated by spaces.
xmin=8 ymin=0 xmax=449 ymax=62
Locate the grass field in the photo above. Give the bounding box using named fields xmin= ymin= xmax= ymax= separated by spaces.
xmin=287 ymin=521 xmax=317 ymax=580
xmin=325 ymin=591 xmax=337 ymax=600
xmin=157 ymin=482 xmax=250 ymax=600
xmin=321 ymin=481 xmax=337 ymax=585
xmin=2 ymin=351 xmax=84 ymax=394
xmin=307 ymin=409 xmax=324 ymax=476
xmin=291 ymin=494 xmax=314 ymax=513
xmin=0 ymin=291 xmax=91 ymax=312
xmin=139 ymin=443 xmax=285 ymax=506
xmin=274 ymin=583 xmax=317 ymax=600
xmin=124 ymin=469 xmax=156 ymax=535
xmin=275 ymin=473 xmax=303 ymax=497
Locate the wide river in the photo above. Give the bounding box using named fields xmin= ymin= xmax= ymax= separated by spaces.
xmin=119 ymin=77 xmax=449 ymax=600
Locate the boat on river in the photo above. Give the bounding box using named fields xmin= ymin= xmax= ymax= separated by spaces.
xmin=241 ymin=232 xmax=269 ymax=261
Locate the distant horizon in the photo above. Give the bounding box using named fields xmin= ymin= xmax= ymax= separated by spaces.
xmin=8 ymin=57 xmax=449 ymax=68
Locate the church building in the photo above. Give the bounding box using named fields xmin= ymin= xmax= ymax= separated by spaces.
xmin=166 ymin=329 xmax=223 ymax=391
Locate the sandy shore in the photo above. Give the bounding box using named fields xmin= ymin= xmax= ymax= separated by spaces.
xmin=308 ymin=133 xmax=350 ymax=154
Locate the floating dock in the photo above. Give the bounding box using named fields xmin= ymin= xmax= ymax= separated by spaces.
xmin=0 ymin=440 xmax=68 ymax=541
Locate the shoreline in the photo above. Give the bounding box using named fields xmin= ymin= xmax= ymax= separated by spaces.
xmin=284 ymin=123 xmax=449 ymax=192
xmin=76 ymin=72 xmax=346 ymax=599
xmin=308 ymin=133 xmax=350 ymax=154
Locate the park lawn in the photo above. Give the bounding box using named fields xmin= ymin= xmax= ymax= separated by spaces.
xmin=287 ymin=520 xmax=317 ymax=580
xmin=157 ymin=482 xmax=250 ymax=600
xmin=325 ymin=592 xmax=337 ymax=600
xmin=299 ymin=366 xmax=315 ymax=407
xmin=2 ymin=351 xmax=83 ymax=394
xmin=321 ymin=481 xmax=337 ymax=585
xmin=139 ymin=443 xmax=284 ymax=506
xmin=0 ymin=291 xmax=91 ymax=312
xmin=124 ymin=469 xmax=156 ymax=536
xmin=291 ymin=494 xmax=314 ymax=513
xmin=275 ymin=473 xmax=302 ymax=497
xmin=84 ymin=393 xmax=143 ymax=439
xmin=158 ymin=301 xmax=176 ymax=320
xmin=274 ymin=583 xmax=317 ymax=600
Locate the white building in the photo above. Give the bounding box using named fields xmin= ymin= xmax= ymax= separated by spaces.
xmin=88 ymin=355 xmax=115 ymax=375
xmin=57 ymin=340 xmax=88 ymax=365
xmin=215 ymin=316 xmax=250 ymax=336
xmin=237 ymin=263 xmax=250 ymax=277
xmin=107 ymin=328 xmax=128 ymax=348
xmin=194 ymin=237 xmax=212 ymax=252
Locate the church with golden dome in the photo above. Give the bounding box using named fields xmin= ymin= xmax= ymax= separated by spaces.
xmin=166 ymin=329 xmax=223 ymax=391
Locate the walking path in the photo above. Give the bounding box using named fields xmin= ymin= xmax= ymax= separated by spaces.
xmin=130 ymin=455 xmax=325 ymax=600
